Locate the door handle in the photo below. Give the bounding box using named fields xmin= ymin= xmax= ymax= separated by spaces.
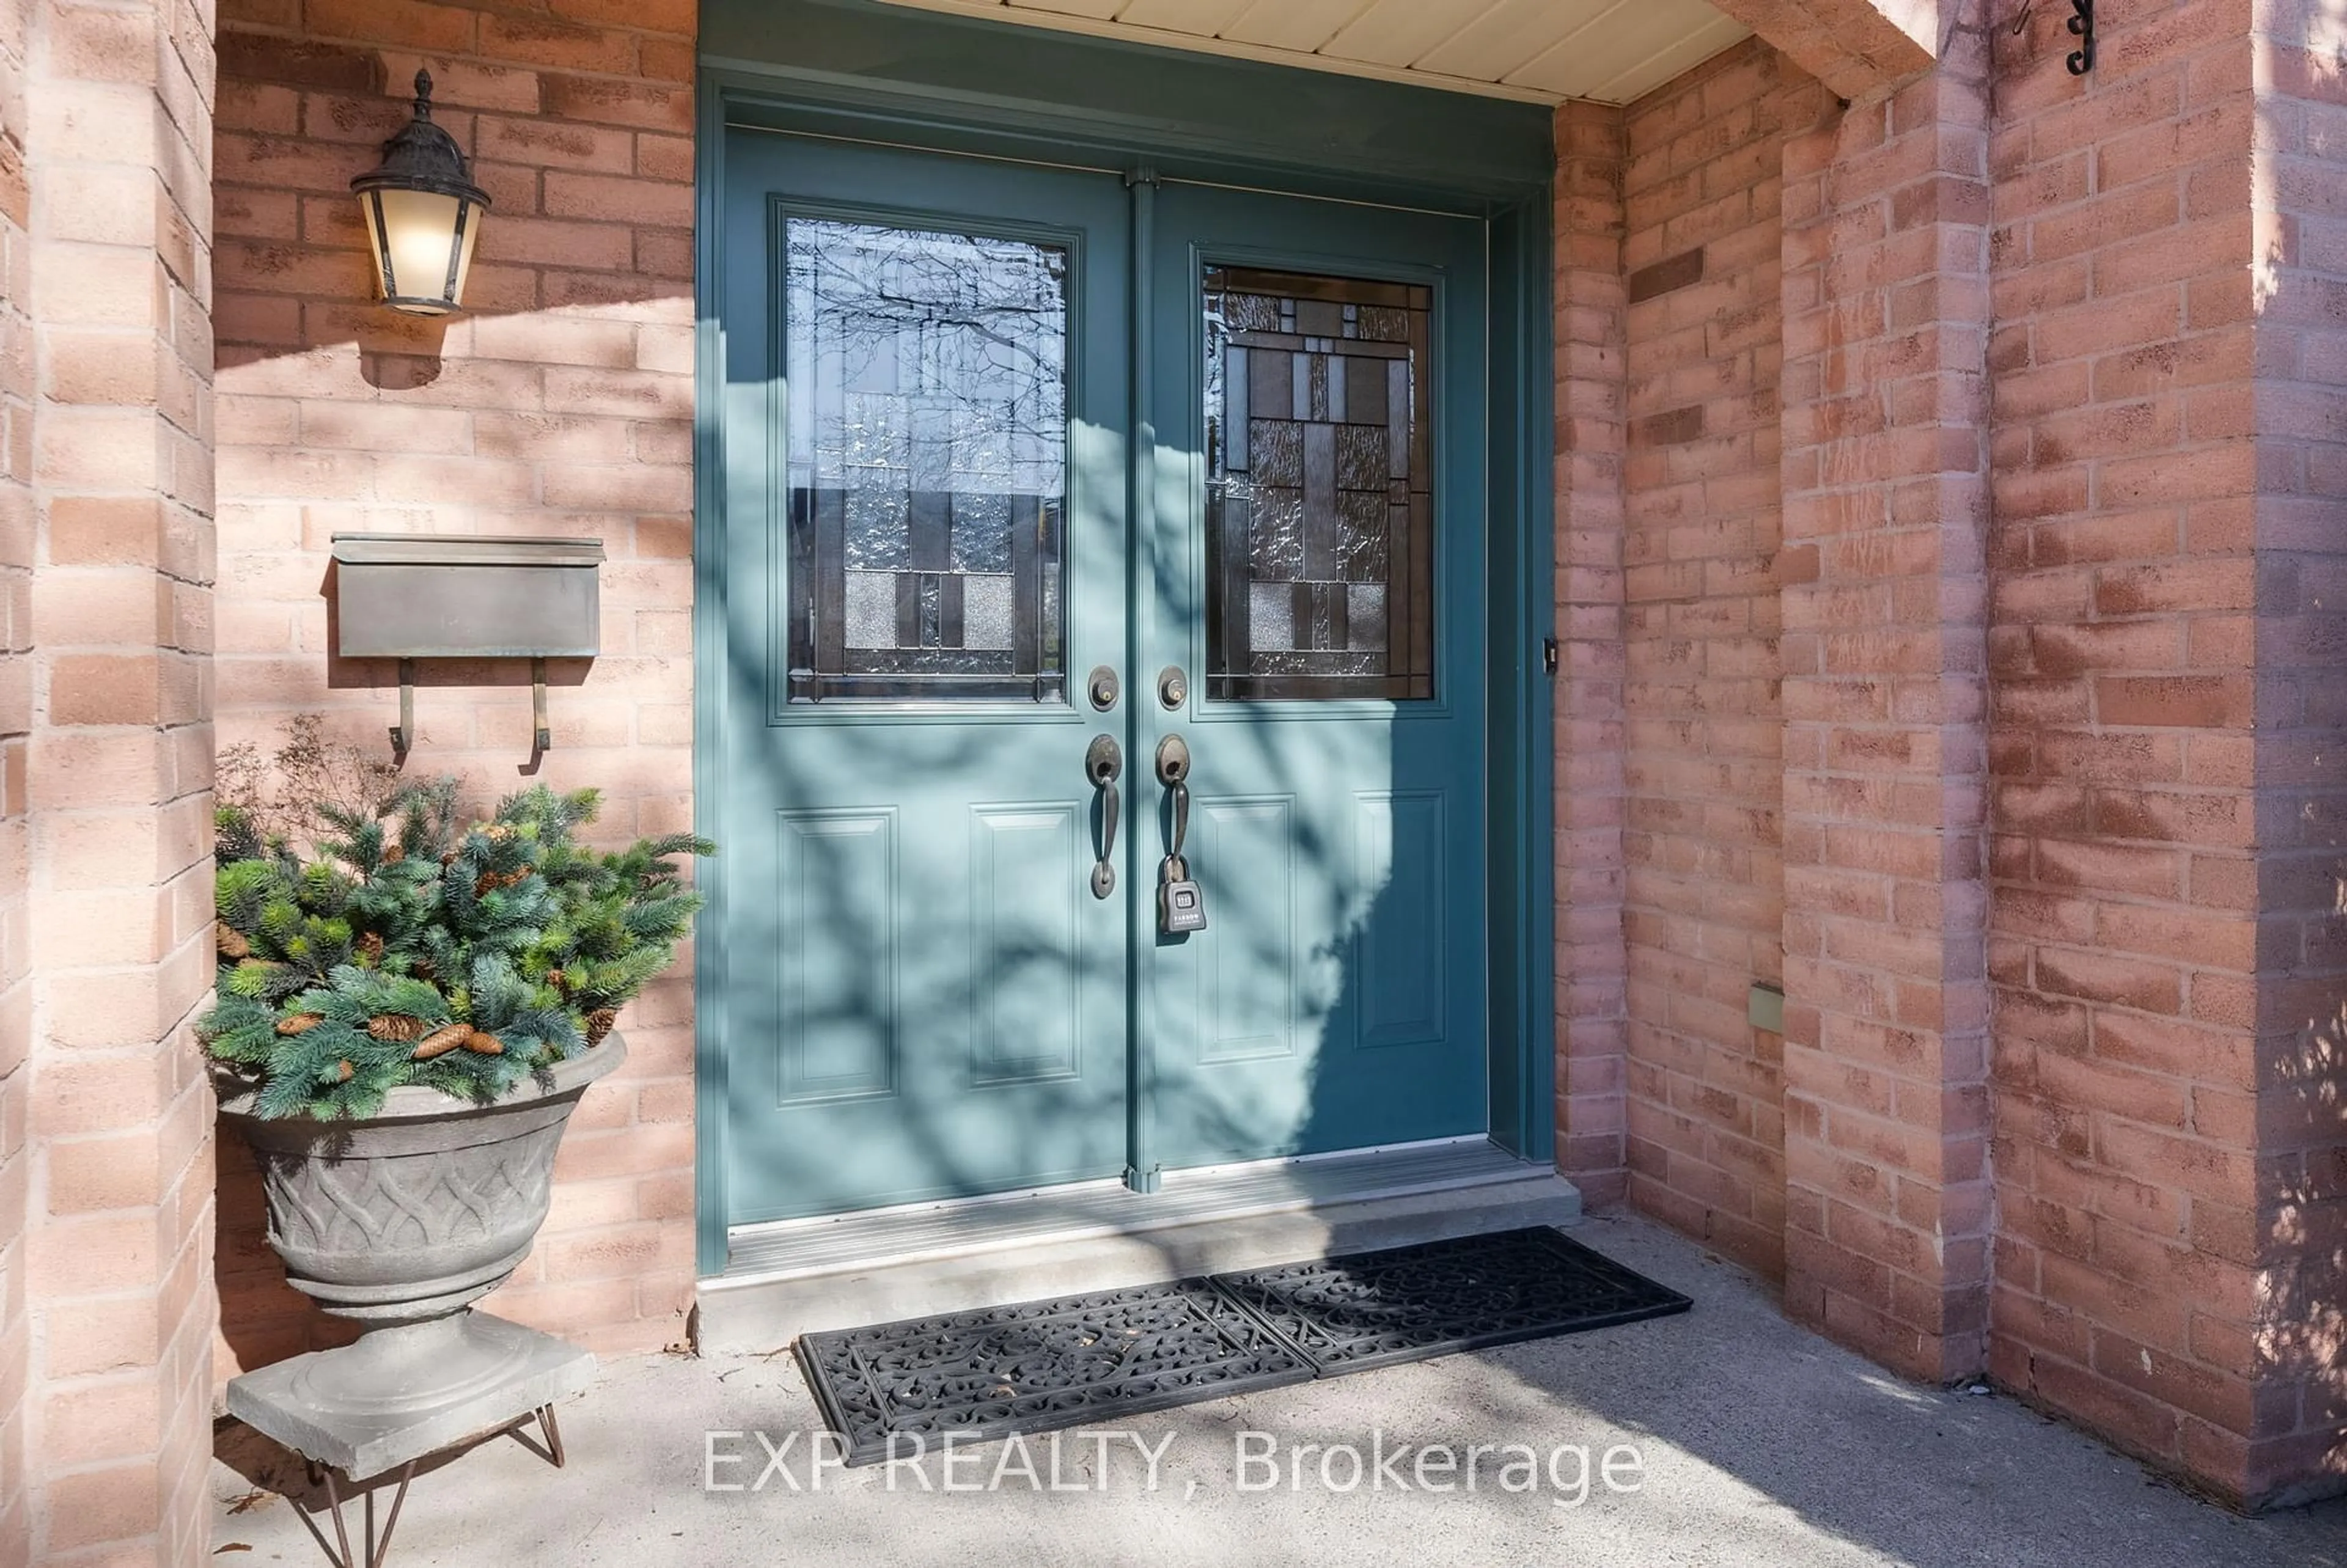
xmin=1153 ymin=735 xmax=1207 ymax=934
xmin=1154 ymin=734 xmax=1191 ymax=854
xmin=1085 ymin=735 xmax=1122 ymax=898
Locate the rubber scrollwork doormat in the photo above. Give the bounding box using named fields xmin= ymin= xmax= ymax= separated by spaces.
xmin=795 ymin=1227 xmax=1691 ymax=1465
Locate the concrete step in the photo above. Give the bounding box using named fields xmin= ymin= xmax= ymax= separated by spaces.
xmin=694 ymin=1137 xmax=1582 ymax=1354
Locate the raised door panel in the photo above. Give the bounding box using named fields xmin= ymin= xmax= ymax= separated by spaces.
xmin=969 ymin=804 xmax=1086 ymax=1085
xmin=775 ymin=809 xmax=899 ymax=1104
xmin=1196 ymin=796 xmax=1299 ymax=1065
xmin=1352 ymin=789 xmax=1446 ymax=1049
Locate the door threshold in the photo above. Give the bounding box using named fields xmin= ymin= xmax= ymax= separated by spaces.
xmin=696 ymin=1137 xmax=1581 ymax=1354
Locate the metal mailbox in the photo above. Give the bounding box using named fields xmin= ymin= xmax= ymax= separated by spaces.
xmin=330 ymin=532 xmax=604 ymax=659
xmin=329 ymin=532 xmax=605 ymax=756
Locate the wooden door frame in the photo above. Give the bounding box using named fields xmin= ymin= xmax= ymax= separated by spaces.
xmin=692 ymin=0 xmax=1558 ymax=1276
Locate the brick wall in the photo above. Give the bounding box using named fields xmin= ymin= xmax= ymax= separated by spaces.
xmin=2246 ymin=0 xmax=2347 ymax=1509
xmin=1551 ymin=99 xmax=1632 ymax=1207
xmin=1567 ymin=0 xmax=2347 ymax=1506
xmin=1983 ymin=0 xmax=2277 ymax=1495
xmin=1616 ymin=38 xmax=1818 ymax=1280
xmin=0 ymin=0 xmax=30 ymax=1556
xmin=15 ymin=1 xmax=221 ymax=1561
xmin=1777 ymin=5 xmax=1995 ymax=1383
xmin=211 ymin=0 xmax=697 ymax=1366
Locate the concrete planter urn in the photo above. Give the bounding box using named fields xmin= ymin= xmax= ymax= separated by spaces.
xmin=218 ymin=1035 xmax=625 ymax=1478
xmin=203 ymin=767 xmax=708 ymax=1497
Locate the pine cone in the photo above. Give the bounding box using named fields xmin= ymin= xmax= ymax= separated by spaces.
xmin=275 ymin=1013 xmax=325 ymax=1037
xmin=461 ymin=1030 xmax=505 ymax=1055
xmin=334 ymin=1060 xmax=354 ymax=1083
xmin=585 ymin=1008 xmax=619 ymax=1047
xmin=473 ymin=870 xmax=524 ymax=898
xmin=216 ymin=923 xmax=251 ymax=961
xmin=484 ymin=824 xmax=516 ymax=843
xmin=382 ymin=843 xmax=405 ymax=866
xmin=366 ymin=1013 xmax=424 ymax=1042
xmin=411 ymin=1022 xmax=471 ymax=1061
xmin=544 ymin=969 xmax=568 ymax=994
xmin=357 ymin=931 xmax=386 ymax=965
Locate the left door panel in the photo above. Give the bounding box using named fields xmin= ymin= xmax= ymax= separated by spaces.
xmin=719 ymin=131 xmax=1133 ymax=1222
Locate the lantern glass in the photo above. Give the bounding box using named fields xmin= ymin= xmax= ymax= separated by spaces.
xmin=360 ymin=186 xmax=482 ymax=316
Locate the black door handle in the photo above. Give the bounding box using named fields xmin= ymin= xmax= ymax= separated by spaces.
xmin=1085 ymin=735 xmax=1122 ymax=898
xmin=1155 ymin=733 xmax=1191 ymax=861
xmin=1151 ymin=735 xmax=1206 ymax=934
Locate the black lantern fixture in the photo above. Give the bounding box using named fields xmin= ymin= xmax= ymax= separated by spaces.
xmin=351 ymin=71 xmax=490 ymax=316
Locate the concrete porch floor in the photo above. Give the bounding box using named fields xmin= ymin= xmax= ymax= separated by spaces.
xmin=208 ymin=1213 xmax=2347 ymax=1567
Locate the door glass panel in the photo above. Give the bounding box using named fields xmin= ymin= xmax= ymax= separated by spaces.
xmin=1202 ymin=266 xmax=1434 ymax=702
xmin=785 ymin=218 xmax=1068 ymax=702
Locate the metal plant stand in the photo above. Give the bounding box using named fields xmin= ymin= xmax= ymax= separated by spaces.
xmin=287 ymin=1403 xmax=567 ymax=1568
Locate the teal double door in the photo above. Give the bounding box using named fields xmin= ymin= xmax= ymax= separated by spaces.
xmin=719 ymin=128 xmax=1493 ymax=1223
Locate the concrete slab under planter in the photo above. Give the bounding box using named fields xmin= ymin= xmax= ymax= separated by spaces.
xmin=226 ymin=1311 xmax=595 ymax=1482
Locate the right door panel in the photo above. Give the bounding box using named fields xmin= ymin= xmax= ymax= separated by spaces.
xmin=1140 ymin=182 xmax=1492 ymax=1173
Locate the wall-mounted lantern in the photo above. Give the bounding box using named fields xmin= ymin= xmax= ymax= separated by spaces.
xmin=351 ymin=71 xmax=491 ymax=316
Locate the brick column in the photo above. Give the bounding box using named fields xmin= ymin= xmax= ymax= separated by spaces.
xmin=1777 ymin=7 xmax=1994 ymax=1382
xmin=1552 ymin=100 xmax=1631 ymax=1206
xmin=1616 ymin=42 xmax=1831 ymax=1282
xmin=0 ymin=0 xmax=34 ymax=1558
xmin=19 ymin=0 xmax=216 ymax=1562
xmin=2249 ymin=0 xmax=2347 ymax=1508
xmin=1983 ymin=0 xmax=2313 ymax=1505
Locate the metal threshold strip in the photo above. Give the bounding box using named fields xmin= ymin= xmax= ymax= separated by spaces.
xmin=714 ymin=1136 xmax=1541 ymax=1287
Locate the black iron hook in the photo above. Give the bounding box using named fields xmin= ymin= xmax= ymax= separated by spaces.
xmin=2011 ymin=0 xmax=2095 ymax=75
xmin=2066 ymin=0 xmax=2095 ymax=75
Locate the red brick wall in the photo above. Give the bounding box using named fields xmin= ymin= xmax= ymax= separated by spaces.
xmin=1551 ymin=100 xmax=1632 ymax=1207
xmin=15 ymin=1 xmax=221 ymax=1561
xmin=1616 ymin=38 xmax=1819 ymax=1280
xmin=211 ymin=0 xmax=697 ymax=1365
xmin=2247 ymin=2 xmax=2347 ymax=1508
xmin=1983 ymin=0 xmax=2275 ymax=1495
xmin=0 ymin=0 xmax=30 ymax=1556
xmin=1778 ymin=7 xmax=1996 ymax=1385
xmin=1581 ymin=0 xmax=2347 ymax=1506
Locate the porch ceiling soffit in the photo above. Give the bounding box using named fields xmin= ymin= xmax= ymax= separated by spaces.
xmin=1698 ymin=0 xmax=1937 ymax=101
xmin=869 ymin=0 xmax=1754 ymax=106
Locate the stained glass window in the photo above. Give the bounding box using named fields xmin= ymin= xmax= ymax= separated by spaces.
xmin=1203 ymin=266 xmax=1434 ymax=702
xmin=785 ymin=218 xmax=1068 ymax=702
